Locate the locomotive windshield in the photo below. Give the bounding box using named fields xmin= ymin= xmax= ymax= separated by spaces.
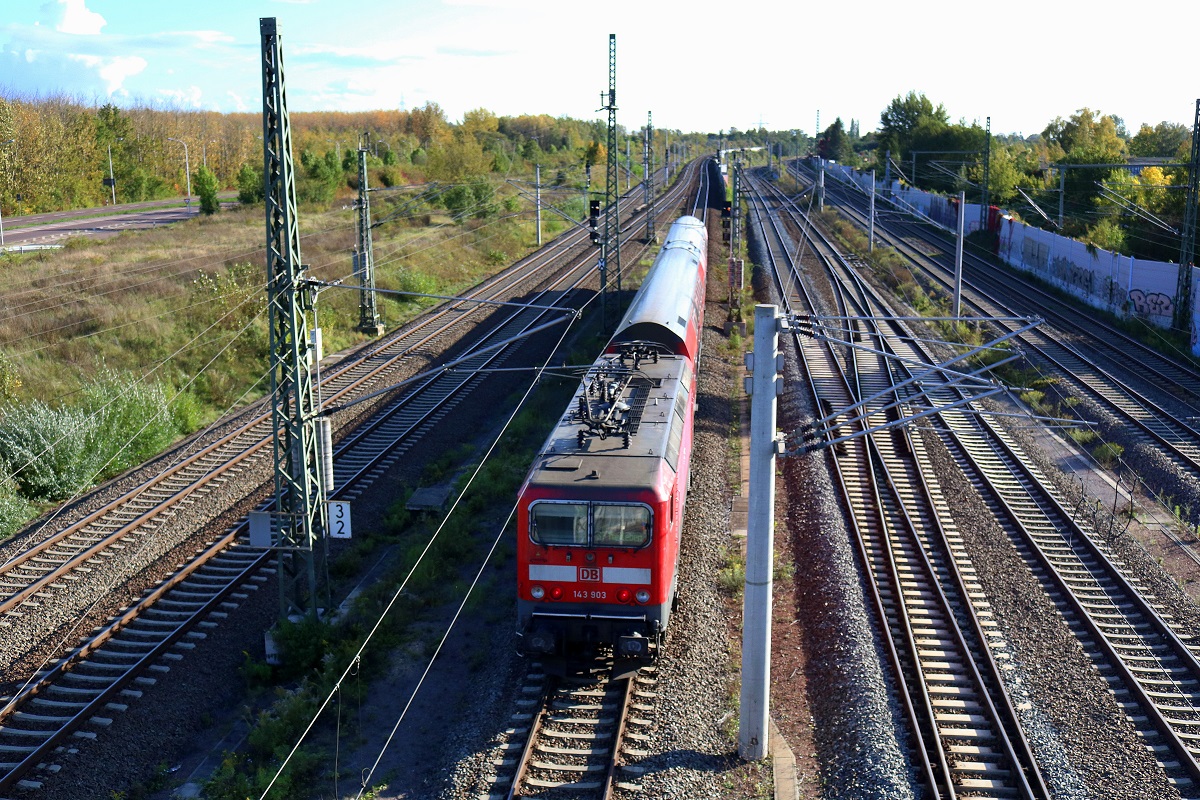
xmin=594 ymin=504 xmax=651 ymax=547
xmin=530 ymin=501 xmax=651 ymax=548
xmin=531 ymin=502 xmax=588 ymax=545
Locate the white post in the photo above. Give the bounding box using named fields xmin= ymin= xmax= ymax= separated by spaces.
xmin=536 ymin=163 xmax=542 ymax=248
xmin=868 ymin=169 xmax=876 ymax=253
xmin=817 ymin=160 xmax=825 ymax=211
xmin=169 ymin=137 xmax=191 ymax=209
xmin=739 ymin=304 xmax=782 ymax=761
xmin=954 ymin=191 xmax=965 ymax=319
xmin=107 ymin=144 xmax=117 ymax=205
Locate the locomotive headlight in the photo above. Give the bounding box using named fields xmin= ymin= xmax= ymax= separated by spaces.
xmin=635 ymin=590 xmax=650 ymax=604
xmin=617 ymin=589 xmax=632 ymax=603
xmin=549 ymin=586 xmax=564 ymax=600
xmin=530 ymin=585 xmax=545 ymax=600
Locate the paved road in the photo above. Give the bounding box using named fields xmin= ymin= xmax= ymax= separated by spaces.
xmin=0 ymin=193 xmax=238 ymax=249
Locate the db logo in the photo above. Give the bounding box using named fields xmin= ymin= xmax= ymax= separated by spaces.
xmin=580 ymin=567 xmax=601 ymax=582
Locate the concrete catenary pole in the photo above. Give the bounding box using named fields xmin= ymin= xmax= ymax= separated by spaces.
xmin=536 ymin=163 xmax=542 ymax=247
xmin=868 ymin=169 xmax=876 ymax=253
xmin=739 ymin=304 xmax=783 ymax=761
xmin=954 ymin=190 xmax=965 ymax=319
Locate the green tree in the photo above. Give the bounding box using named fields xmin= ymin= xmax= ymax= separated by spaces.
xmin=236 ymin=163 xmax=264 ymax=205
xmin=194 ymin=165 xmax=219 ymax=214
xmin=818 ymin=118 xmax=853 ymax=163
xmin=1042 ymin=108 xmax=1127 ymax=233
xmin=297 ymin=149 xmax=342 ymax=204
xmin=878 ymin=91 xmax=949 ymax=160
xmin=1130 ymin=121 xmax=1190 ymax=158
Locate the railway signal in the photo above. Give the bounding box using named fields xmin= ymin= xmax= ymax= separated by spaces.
xmin=589 ymin=199 xmax=601 ymax=244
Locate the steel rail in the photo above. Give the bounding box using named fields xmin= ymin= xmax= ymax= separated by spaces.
xmin=776 ymin=171 xmax=1200 ymax=786
xmin=754 ymin=176 xmax=1048 ymax=797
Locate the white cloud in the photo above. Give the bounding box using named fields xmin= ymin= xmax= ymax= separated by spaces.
xmin=65 ymin=53 xmax=145 ymax=94
xmin=227 ymin=90 xmax=247 ymax=112
xmin=55 ymin=0 xmax=105 ymax=36
xmin=158 ymin=85 xmax=204 ymax=108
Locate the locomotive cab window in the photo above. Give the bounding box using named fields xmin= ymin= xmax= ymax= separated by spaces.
xmin=594 ymin=504 xmax=651 ymax=548
xmin=531 ymin=502 xmax=588 ymax=545
xmin=529 ymin=501 xmax=651 ymax=548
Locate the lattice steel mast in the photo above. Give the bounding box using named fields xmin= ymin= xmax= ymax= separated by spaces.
xmin=260 ymin=16 xmax=328 ymax=619
xmin=601 ymin=34 xmax=621 ymax=301
xmin=644 ymin=111 xmax=654 ymax=241
xmin=356 ymin=145 xmax=383 ymax=334
xmin=1176 ymin=99 xmax=1200 ymax=333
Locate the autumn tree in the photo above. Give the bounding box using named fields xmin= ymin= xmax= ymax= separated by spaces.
xmin=1129 ymin=121 xmax=1190 ymax=158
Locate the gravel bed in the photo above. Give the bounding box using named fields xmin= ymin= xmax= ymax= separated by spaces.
xmin=918 ymin=426 xmax=1181 ymax=799
xmin=0 ymin=249 xmax=589 ymax=796
xmin=748 ymin=201 xmax=916 ymax=799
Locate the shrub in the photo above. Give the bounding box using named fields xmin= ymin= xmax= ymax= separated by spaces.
xmin=1093 ymin=441 xmax=1124 ymax=467
xmin=194 ymin=165 xmax=220 ymax=215
xmin=236 ymin=163 xmax=264 ymax=205
xmin=0 ymin=372 xmax=183 ymax=501
xmin=0 ymin=480 xmax=33 ymax=539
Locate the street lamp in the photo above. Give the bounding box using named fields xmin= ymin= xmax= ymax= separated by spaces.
xmin=0 ymin=139 xmax=13 ymax=247
xmin=167 ymin=137 xmax=191 ymax=209
xmin=106 ymin=137 xmax=124 ymax=205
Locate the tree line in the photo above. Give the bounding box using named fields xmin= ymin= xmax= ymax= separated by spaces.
xmin=811 ymin=92 xmax=1194 ymax=263
xmin=0 ymin=94 xmax=710 ymax=219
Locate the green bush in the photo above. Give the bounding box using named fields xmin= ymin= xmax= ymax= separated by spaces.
xmin=236 ymin=162 xmax=264 ymax=205
xmin=194 ymin=165 xmax=220 ymax=215
xmin=0 ymin=371 xmax=184 ymax=501
xmin=0 ymin=481 xmax=34 ymax=539
xmin=1093 ymin=441 xmax=1124 ymax=467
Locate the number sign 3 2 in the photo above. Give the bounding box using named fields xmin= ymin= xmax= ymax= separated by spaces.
xmin=329 ymin=501 xmax=352 ymax=539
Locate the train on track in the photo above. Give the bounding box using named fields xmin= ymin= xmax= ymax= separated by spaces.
xmin=516 ymin=215 xmax=708 ymax=676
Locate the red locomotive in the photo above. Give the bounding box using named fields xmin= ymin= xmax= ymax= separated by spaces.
xmin=517 ymin=215 xmax=708 ymax=675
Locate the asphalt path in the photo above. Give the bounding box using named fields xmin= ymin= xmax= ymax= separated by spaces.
xmin=0 ymin=193 xmax=238 ymax=249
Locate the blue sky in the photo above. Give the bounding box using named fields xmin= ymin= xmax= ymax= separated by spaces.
xmin=1 ymin=0 xmax=1196 ymax=139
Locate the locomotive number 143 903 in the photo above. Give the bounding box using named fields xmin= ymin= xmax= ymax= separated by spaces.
xmin=573 ymin=589 xmax=607 ymax=600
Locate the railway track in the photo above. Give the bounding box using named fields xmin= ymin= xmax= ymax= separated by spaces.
xmin=0 ymin=164 xmax=706 ymax=792
xmin=748 ymin=176 xmax=1047 ymax=798
xmin=800 ymin=165 xmax=1200 ymax=488
xmin=759 ymin=171 xmax=1200 ymax=789
xmin=482 ymin=660 xmax=654 ymax=800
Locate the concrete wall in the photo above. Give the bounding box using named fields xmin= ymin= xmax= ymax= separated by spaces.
xmin=818 ymin=161 xmax=1186 ymax=339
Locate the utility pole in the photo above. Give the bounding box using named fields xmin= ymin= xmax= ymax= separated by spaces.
xmin=1058 ymin=167 xmax=1066 ymax=228
xmin=599 ymin=33 xmax=622 ymax=309
xmin=979 ymin=116 xmax=991 ymax=230
xmin=259 ymin=16 xmax=330 ymax=620
xmin=739 ymin=304 xmax=783 ymax=761
xmin=644 ymin=111 xmax=655 ymax=242
xmin=1176 ymin=99 xmax=1200 ymax=334
xmin=626 ymin=138 xmax=631 ymax=192
xmin=954 ymin=191 xmax=965 ymax=319
xmin=167 ymin=137 xmax=191 ymax=208
xmin=817 ymin=158 xmax=825 ymax=211
xmin=869 ymin=170 xmax=876 ymax=253
xmin=356 ymin=146 xmax=382 ymax=335
xmin=535 ymin=163 xmax=543 ymax=247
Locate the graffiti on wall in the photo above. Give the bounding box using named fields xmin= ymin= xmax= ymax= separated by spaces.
xmin=1128 ymin=289 xmax=1174 ymax=317
xmin=1022 ymin=238 xmax=1049 ymax=271
xmin=1049 ymin=256 xmax=1094 ymax=295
